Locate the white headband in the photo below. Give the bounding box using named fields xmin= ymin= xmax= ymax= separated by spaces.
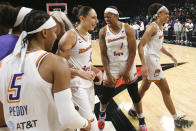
xmin=157 ymin=6 xmax=167 ymax=14
xmin=104 ymin=8 xmax=119 ymax=15
xmin=14 ymin=7 xmax=32 ymax=27
xmin=27 ymin=17 xmax=56 ymax=34
xmin=5 ymin=17 xmax=56 ymax=73
xmin=152 ymin=6 xmax=168 ymax=19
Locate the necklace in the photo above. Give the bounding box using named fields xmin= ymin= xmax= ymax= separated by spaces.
xmin=75 ymin=28 xmax=88 ymax=41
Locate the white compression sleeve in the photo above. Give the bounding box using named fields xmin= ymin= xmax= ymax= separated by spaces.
xmin=54 ymin=88 xmax=88 ymax=129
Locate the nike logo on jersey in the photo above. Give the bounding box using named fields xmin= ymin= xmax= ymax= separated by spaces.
xmin=78 ymin=38 xmax=83 ymax=43
xmin=79 ymin=45 xmax=92 ymax=54
xmin=108 ymin=36 xmax=125 ymax=43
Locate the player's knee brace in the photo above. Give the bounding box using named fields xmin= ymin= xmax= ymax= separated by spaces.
xmin=100 ymin=86 xmax=115 ymax=105
xmin=127 ymin=82 xmax=141 ymax=103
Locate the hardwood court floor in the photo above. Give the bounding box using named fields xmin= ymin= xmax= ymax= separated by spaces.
xmin=92 ymin=40 xmax=196 ymax=131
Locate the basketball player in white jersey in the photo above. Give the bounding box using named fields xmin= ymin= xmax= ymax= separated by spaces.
xmin=49 ymin=11 xmax=93 ymax=81
xmin=0 ymin=10 xmax=91 ymax=131
xmin=57 ymin=5 xmax=102 ymax=131
xmin=0 ymin=4 xmax=33 ymax=130
xmin=129 ymin=3 xmax=193 ymax=128
xmin=98 ymin=6 xmax=147 ymax=131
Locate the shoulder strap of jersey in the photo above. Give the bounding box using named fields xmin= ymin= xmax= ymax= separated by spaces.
xmin=35 ymin=52 xmax=50 ymax=69
xmin=105 ymin=25 xmax=108 ymax=37
xmin=68 ymin=29 xmax=78 ymax=49
xmin=26 ymin=50 xmax=49 ymax=69
xmin=152 ymin=22 xmax=161 ymax=31
xmin=123 ymin=23 xmax=127 ymax=34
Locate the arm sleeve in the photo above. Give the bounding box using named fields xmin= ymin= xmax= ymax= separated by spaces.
xmin=54 ymin=88 xmax=88 ymax=129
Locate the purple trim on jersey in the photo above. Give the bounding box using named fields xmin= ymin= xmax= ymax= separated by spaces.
xmin=0 ymin=34 xmax=19 ymax=61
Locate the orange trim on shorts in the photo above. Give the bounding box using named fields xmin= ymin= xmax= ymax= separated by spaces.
xmin=129 ymin=76 xmax=138 ymax=83
xmin=35 ymin=52 xmax=48 ymax=67
xmin=149 ymin=79 xmax=161 ymax=82
xmin=89 ymin=118 xmax=94 ymax=123
xmin=126 ymin=76 xmax=138 ymax=85
xmin=26 ymin=50 xmax=42 ymax=54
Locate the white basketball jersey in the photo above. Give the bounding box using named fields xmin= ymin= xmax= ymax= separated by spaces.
xmin=69 ymin=29 xmax=93 ymax=88
xmin=105 ymin=23 xmax=129 ymax=63
xmin=145 ymin=22 xmax=164 ymax=58
xmin=0 ymin=50 xmax=60 ymax=131
xmin=104 ymin=23 xmax=137 ymax=81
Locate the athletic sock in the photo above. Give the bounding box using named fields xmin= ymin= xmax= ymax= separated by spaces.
xmin=172 ymin=114 xmax=178 ymax=120
xmin=130 ymin=104 xmax=136 ymax=111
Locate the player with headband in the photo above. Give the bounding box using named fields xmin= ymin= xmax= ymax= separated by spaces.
xmin=0 ymin=10 xmax=91 ymax=131
xmin=129 ymin=3 xmax=193 ymax=129
xmin=0 ymin=4 xmax=32 ymax=129
xmin=98 ymin=5 xmax=147 ymax=131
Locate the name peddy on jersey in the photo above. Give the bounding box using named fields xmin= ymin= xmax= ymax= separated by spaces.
xmin=105 ymin=23 xmax=129 ymax=63
xmin=0 ymin=50 xmax=60 ymax=131
xmin=145 ymin=22 xmax=164 ymax=58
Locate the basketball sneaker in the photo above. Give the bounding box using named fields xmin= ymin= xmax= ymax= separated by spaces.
xmin=139 ymin=124 xmax=147 ymax=131
xmin=128 ymin=108 xmax=137 ymax=117
xmin=174 ymin=115 xmax=193 ymax=128
xmin=98 ymin=112 xmax=106 ymax=130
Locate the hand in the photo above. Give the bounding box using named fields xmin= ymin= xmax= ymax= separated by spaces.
xmin=94 ymin=70 xmax=103 ymax=85
xmin=122 ymin=72 xmax=131 ymax=84
xmin=80 ymin=120 xmax=91 ymax=131
xmin=78 ymin=70 xmax=96 ymax=81
xmin=141 ymin=65 xmax=148 ymax=77
xmin=171 ymin=56 xmax=178 ymax=67
xmin=104 ymin=74 xmax=117 ymax=87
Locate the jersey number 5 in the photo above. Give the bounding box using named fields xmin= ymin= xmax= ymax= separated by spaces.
xmin=7 ymin=73 xmax=24 ymax=103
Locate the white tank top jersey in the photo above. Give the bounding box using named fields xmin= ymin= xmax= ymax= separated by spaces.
xmin=105 ymin=23 xmax=129 ymax=63
xmin=69 ymin=29 xmax=93 ymax=88
xmin=145 ymin=22 xmax=164 ymax=58
xmin=0 ymin=50 xmax=61 ymax=131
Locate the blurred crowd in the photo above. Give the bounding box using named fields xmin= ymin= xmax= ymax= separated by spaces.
xmin=89 ymin=0 xmax=196 ymax=47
